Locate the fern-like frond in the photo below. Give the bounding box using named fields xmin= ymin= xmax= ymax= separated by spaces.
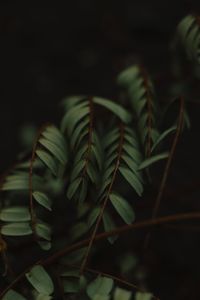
xmin=63 ymin=97 xmax=103 ymax=203
xmin=99 ymin=124 xmax=143 ymax=201
xmin=29 ymin=124 xmax=67 ymax=250
xmin=36 ymin=124 xmax=68 ymax=176
xmin=117 ymin=65 xmax=160 ymax=157
xmin=94 ymin=124 xmax=143 ymax=238
xmin=177 ymin=14 xmax=200 ymax=63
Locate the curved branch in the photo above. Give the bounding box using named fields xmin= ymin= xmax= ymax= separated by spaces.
xmin=1 ymin=211 xmax=199 ymax=298
xmin=80 ymin=123 xmax=125 ymax=273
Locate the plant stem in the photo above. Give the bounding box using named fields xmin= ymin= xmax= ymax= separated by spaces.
xmin=1 ymin=211 xmax=200 ymax=298
xmin=80 ymin=123 xmax=125 ymax=274
xmin=85 ymin=266 xmax=160 ymax=300
xmin=144 ymin=96 xmax=184 ymax=249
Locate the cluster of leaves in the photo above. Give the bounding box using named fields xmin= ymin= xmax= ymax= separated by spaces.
xmin=176 ymin=14 xmax=200 ymax=64
xmin=3 ymin=264 xmax=153 ymax=300
xmin=0 ymin=92 xmax=170 ymax=299
xmin=0 ymin=13 xmax=194 ymax=300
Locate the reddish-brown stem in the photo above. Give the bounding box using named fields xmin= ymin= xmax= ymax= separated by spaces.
xmin=140 ymin=66 xmax=153 ymax=158
xmin=80 ymin=123 xmax=125 ymax=274
xmin=81 ymin=97 xmax=94 ymax=177
xmin=144 ymin=97 xmax=184 ymax=249
xmin=29 ymin=124 xmax=49 ymax=238
xmin=1 ymin=211 xmax=200 ymax=298
xmin=152 ymin=97 xmax=184 ymax=219
xmin=59 ymin=261 xmax=156 ymax=297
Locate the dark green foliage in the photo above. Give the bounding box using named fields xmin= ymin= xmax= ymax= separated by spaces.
xmin=0 ymin=14 xmax=192 ymax=299
xmin=176 ymin=14 xmax=200 ymax=63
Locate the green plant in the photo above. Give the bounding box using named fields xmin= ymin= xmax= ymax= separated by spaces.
xmin=0 ymin=14 xmax=199 ymax=299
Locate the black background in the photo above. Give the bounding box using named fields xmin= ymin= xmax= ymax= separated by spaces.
xmin=1 ymin=1 xmax=200 ymax=299
xmin=1 ymin=0 xmax=199 ymax=170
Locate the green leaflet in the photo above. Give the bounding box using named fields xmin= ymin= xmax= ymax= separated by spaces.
xmin=109 ymin=193 xmax=135 ymax=224
xmin=1 ymin=178 xmax=29 ymax=191
xmin=124 ymin=132 xmax=139 ymax=148
xmin=39 ymin=137 xmax=67 ymax=165
xmin=103 ymin=128 xmax=120 ymax=149
xmin=177 ymin=14 xmax=200 ymax=63
xmin=122 ymin=154 xmax=143 ymax=181
xmin=138 ymin=152 xmax=169 ymax=170
xmin=123 ymin=143 xmax=142 ymax=163
xmin=98 ymin=178 xmax=112 ymax=200
xmin=1 ymin=222 xmax=32 ymax=236
xmin=78 ymin=180 xmax=88 ymax=202
xmin=37 ymin=241 xmax=51 ymax=251
xmin=0 ymin=206 xmax=30 ymax=222
xmin=1 ymin=173 xmax=42 ymax=191
xmin=73 ymin=145 xmax=88 ymax=166
xmin=177 ymin=15 xmax=195 ymax=41
xmin=135 ymin=292 xmax=153 ymax=300
xmin=67 ymin=177 xmax=82 ymax=199
xmin=33 ymin=191 xmax=52 ymax=211
xmin=113 ymin=287 xmax=132 ymax=300
xmin=117 ymin=65 xmax=140 ymax=86
xmin=42 ymin=126 xmax=67 ymax=158
xmin=25 ymin=265 xmax=54 ymax=295
xmin=87 ymin=162 xmax=98 ymax=184
xmin=61 ymin=101 xmax=89 ymax=134
xmin=35 ymin=222 xmax=51 ymax=241
xmin=36 ymin=150 xmax=58 ymax=176
xmin=92 ymin=134 xmax=103 ymax=170
xmin=61 ymin=95 xmax=85 ymax=110
xmin=2 ymin=290 xmax=27 ymax=300
xmin=70 ymin=117 xmax=89 ymax=148
xmin=103 ymin=212 xmax=118 ymax=244
xmin=119 ymin=166 xmax=143 ymax=196
xmin=93 ymin=97 xmax=132 ymax=123
xmin=70 ymin=160 xmax=85 ymax=181
xmin=87 ymin=206 xmax=101 ymax=228
xmin=87 ymin=276 xmax=114 ymax=299
xmin=151 ymin=126 xmax=176 ymax=152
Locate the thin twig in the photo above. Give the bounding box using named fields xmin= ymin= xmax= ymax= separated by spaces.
xmin=57 ymin=262 xmax=160 ymax=300
xmin=144 ymin=97 xmax=184 ymax=249
xmin=81 ymin=96 xmax=94 ymax=177
xmin=80 ymin=123 xmax=125 ymax=274
xmin=85 ymin=267 xmax=160 ymax=300
xmin=1 ymin=211 xmax=200 ymax=298
xmin=140 ymin=66 xmax=153 ymax=158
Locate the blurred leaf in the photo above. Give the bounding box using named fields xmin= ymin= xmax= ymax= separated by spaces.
xmin=1 ymin=223 xmax=32 ymax=236
xmin=138 ymin=152 xmax=169 ymax=170
xmin=109 ymin=193 xmax=135 ymax=224
xmin=2 ymin=290 xmax=26 ymax=300
xmin=87 ymin=276 xmax=113 ymax=299
xmin=114 ymin=287 xmax=132 ymax=300
xmin=26 ymin=265 xmax=54 ymax=295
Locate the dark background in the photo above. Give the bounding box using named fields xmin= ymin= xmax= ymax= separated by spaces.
xmin=1 ymin=0 xmax=200 ymax=171
xmin=1 ymin=1 xmax=200 ymax=299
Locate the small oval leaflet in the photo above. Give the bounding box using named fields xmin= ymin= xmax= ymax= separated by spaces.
xmin=25 ymin=265 xmax=54 ymax=295
xmin=87 ymin=276 xmax=114 ymax=299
